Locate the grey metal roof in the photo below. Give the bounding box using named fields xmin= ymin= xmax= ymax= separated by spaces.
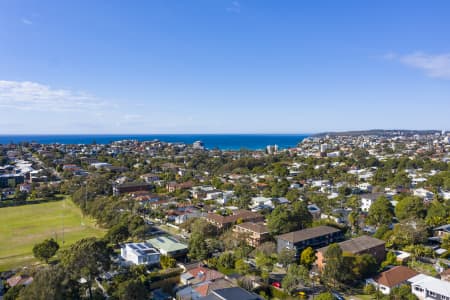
xmin=277 ymin=226 xmax=341 ymax=243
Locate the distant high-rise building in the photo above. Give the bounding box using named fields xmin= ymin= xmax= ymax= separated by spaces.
xmin=267 ymin=145 xmax=278 ymax=154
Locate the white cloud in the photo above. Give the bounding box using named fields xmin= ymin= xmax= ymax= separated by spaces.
xmin=0 ymin=80 xmax=106 ymax=112
xmin=123 ymin=114 xmax=143 ymax=121
xmin=386 ymin=52 xmax=450 ymax=80
xmin=226 ymin=1 xmax=241 ymax=13
xmin=21 ymin=18 xmax=33 ymax=25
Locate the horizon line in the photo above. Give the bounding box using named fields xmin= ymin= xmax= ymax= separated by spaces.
xmin=0 ymin=128 xmax=444 ymax=136
xmin=0 ymin=133 xmax=313 ymax=136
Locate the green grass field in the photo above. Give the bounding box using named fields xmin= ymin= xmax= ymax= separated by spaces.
xmin=0 ymin=197 xmax=105 ymax=272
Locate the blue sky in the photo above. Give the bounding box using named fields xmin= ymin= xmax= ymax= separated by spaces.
xmin=1 ymin=0 xmax=450 ymax=134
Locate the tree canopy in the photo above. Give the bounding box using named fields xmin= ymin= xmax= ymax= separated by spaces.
xmin=32 ymin=238 xmax=60 ymax=263
xmin=267 ymin=201 xmax=312 ymax=235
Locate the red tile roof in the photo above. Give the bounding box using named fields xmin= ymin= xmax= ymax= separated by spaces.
xmin=188 ymin=267 xmax=225 ymax=282
xmin=374 ymin=266 xmax=418 ymax=288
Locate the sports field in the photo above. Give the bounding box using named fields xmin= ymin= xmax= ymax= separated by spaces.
xmin=0 ymin=197 xmax=105 ymax=272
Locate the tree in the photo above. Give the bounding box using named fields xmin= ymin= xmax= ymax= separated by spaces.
xmin=300 ymin=247 xmax=317 ymax=270
xmin=363 ymin=284 xmax=376 ymax=295
xmin=390 ymin=285 xmax=418 ymax=300
xmin=374 ymin=224 xmax=390 ymax=239
xmin=14 ymin=187 xmax=27 ymax=201
xmin=366 ymin=196 xmax=394 ymax=226
xmin=190 ymin=218 xmax=217 ymax=238
xmin=105 ymin=223 xmax=129 ymax=245
xmin=426 ymin=200 xmax=448 ymax=226
xmin=322 ymin=243 xmax=344 ymax=288
xmin=217 ymin=252 xmax=235 ymax=269
xmin=273 ymin=164 xmax=289 ymax=177
xmin=267 ymin=207 xmax=291 ymax=235
xmin=267 ymin=201 xmax=312 ymax=235
xmin=32 ymin=238 xmax=60 ymax=263
xmin=277 ymin=248 xmax=296 ymax=268
xmin=255 ymin=242 xmax=277 ymax=256
xmin=282 ymin=264 xmax=310 ymax=295
xmin=255 ymin=251 xmax=275 ymax=272
xmin=403 ymin=244 xmax=434 ymax=261
xmin=60 ymin=237 xmax=112 ymax=300
xmin=286 ymin=189 xmax=300 ymax=202
xmin=352 ymin=254 xmax=378 ymax=280
xmin=234 ymin=184 xmax=254 ymax=209
xmin=235 ymin=259 xmax=250 ymax=275
xmin=188 ymin=233 xmax=209 ymax=260
xmin=315 ymin=292 xmax=335 ymax=300
xmin=17 ymin=266 xmax=80 ymax=300
xmin=4 ymin=285 xmax=25 ymax=300
xmin=114 ymin=279 xmax=149 ymax=300
xmin=381 ymin=251 xmax=398 ymax=269
xmin=395 ymin=196 xmax=426 ymax=220
xmin=160 ymin=255 xmax=176 ymax=269
xmin=221 ymin=230 xmax=248 ymax=251
xmin=388 ymin=222 xmax=428 ymax=248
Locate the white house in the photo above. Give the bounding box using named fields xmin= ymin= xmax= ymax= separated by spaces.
xmin=408 ymin=274 xmax=450 ymax=300
xmin=311 ymin=180 xmax=330 ymax=188
xmin=413 ymin=188 xmax=434 ymax=202
xmin=250 ymin=197 xmax=274 ymax=211
xmin=327 ymin=151 xmax=340 ymax=158
xmin=411 ymin=177 xmax=427 ymax=187
xmin=358 ymin=183 xmax=373 ymax=193
xmin=205 ymin=190 xmax=223 ymax=200
xmin=361 ymin=194 xmax=379 ymax=212
xmin=120 ymin=242 xmax=160 ymax=265
xmin=216 ymin=191 xmax=235 ymax=205
xmin=366 ymin=266 xmax=418 ymax=295
xmin=440 ymin=191 xmax=450 ymax=200
xmin=90 ymin=162 xmax=112 ymax=169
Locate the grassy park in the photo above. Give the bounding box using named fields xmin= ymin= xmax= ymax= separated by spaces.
xmin=0 ymin=196 xmax=105 ymax=272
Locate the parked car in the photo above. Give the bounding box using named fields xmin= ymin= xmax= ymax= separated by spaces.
xmin=271 ymin=282 xmax=281 ymax=288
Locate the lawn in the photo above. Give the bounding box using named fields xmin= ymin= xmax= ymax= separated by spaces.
xmin=0 ymin=197 xmax=106 ymax=272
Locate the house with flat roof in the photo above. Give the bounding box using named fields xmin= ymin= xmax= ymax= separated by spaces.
xmin=276 ymin=226 xmax=344 ymax=257
xmin=120 ymin=242 xmax=160 ymax=265
xmin=147 ymin=236 xmax=188 ymax=258
xmin=316 ymin=235 xmax=386 ymax=269
xmin=408 ymin=273 xmax=450 ymax=300
xmin=366 ymin=266 xmax=418 ymax=295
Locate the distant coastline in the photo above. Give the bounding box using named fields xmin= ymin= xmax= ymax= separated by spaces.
xmin=0 ymin=134 xmax=309 ymax=150
xmin=312 ymin=129 xmax=443 ymax=138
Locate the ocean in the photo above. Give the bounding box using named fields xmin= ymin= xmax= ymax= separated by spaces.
xmin=0 ymin=134 xmax=309 ymax=150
